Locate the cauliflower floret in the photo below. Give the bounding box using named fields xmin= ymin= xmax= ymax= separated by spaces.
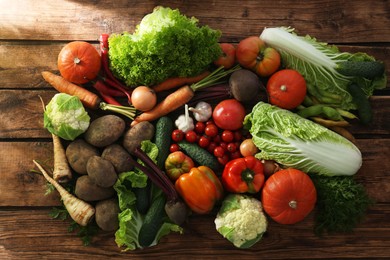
xmin=44 ymin=93 xmax=90 ymax=141
xmin=214 ymin=194 xmax=267 ymax=248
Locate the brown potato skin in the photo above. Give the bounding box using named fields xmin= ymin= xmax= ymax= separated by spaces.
xmin=102 ymin=144 xmax=134 ymax=173
xmin=84 ymin=115 xmax=125 ymax=148
xmin=123 ymin=121 xmax=155 ymax=154
xmin=86 ymin=156 xmax=117 ymax=188
xmin=74 ymin=175 xmax=115 ymax=201
xmin=95 ymin=198 xmax=120 ymax=232
xmin=66 ymin=139 xmax=99 ymax=174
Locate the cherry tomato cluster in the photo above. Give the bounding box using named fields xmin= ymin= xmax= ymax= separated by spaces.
xmin=170 ymin=120 xmax=247 ymax=166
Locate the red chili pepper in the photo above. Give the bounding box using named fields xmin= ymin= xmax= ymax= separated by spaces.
xmin=221 ymin=156 xmax=265 ymax=194
xmin=98 ymin=91 xmax=122 ymax=106
xmin=93 ymin=80 xmax=126 ymax=97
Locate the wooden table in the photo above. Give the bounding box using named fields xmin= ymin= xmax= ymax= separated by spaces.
xmin=1 ymin=1 xmax=389 ymax=259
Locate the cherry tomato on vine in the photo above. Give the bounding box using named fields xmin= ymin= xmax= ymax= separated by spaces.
xmin=218 ymin=154 xmax=230 ymax=166
xmin=227 ymin=142 xmax=237 ymax=153
xmin=214 ymin=146 xmax=226 ymax=158
xmin=172 ymin=129 xmax=184 ymax=142
xmin=195 ymin=121 xmax=206 ymax=134
xmin=169 ymin=143 xmax=180 ymax=153
xmin=205 ymin=123 xmax=219 ymax=137
xmin=221 ymin=130 xmax=234 ymax=143
xmin=198 ymin=136 xmax=210 ymax=148
xmin=185 ymin=130 xmax=198 ymax=143
xmin=207 ymin=142 xmax=218 ymax=154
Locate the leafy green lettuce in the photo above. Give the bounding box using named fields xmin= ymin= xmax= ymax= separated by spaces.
xmin=108 ymin=6 xmax=222 ymax=87
xmin=114 ymin=140 xmax=182 ymax=250
xmin=260 ymin=27 xmax=387 ymax=111
xmin=44 ymin=93 xmax=90 ymax=140
xmin=244 ymin=102 xmax=362 ymax=176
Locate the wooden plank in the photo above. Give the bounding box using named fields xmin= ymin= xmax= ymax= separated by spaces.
xmin=1 ymin=0 xmax=390 ymax=43
xmin=0 ymin=139 xmax=388 ymax=207
xmin=0 ymin=205 xmax=389 ymax=259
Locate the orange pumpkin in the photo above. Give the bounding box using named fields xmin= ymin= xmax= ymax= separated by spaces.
xmin=261 ymin=168 xmax=316 ymax=224
xmin=58 ymin=41 xmax=101 ymax=84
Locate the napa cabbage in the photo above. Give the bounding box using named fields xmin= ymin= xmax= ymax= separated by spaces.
xmin=243 ymin=102 xmax=362 ymax=176
xmin=260 ymin=27 xmax=386 ymax=111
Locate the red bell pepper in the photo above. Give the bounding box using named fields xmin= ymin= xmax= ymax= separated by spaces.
xmin=222 ymin=156 xmax=265 ymax=194
xmin=175 ymin=166 xmax=224 ymax=214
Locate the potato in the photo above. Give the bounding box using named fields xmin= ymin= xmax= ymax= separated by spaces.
xmin=102 ymin=144 xmax=134 ymax=173
xmin=123 ymin=121 xmax=155 ymax=154
xmin=74 ymin=175 xmax=115 ymax=201
xmin=66 ymin=139 xmax=99 ymax=174
xmin=95 ymin=198 xmax=120 ymax=232
xmin=84 ymin=115 xmax=125 ymax=147
xmin=86 ymin=156 xmax=117 ymax=188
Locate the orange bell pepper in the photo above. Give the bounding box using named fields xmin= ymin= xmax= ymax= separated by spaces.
xmin=175 ymin=166 xmax=224 ymax=214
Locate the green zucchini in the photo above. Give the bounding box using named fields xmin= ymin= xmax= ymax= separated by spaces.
xmin=347 ymin=83 xmax=373 ymax=124
xmin=336 ymin=61 xmax=385 ymax=79
xmin=154 ymin=116 xmax=174 ymax=169
xmin=178 ymin=140 xmax=220 ymax=172
xmin=138 ymin=195 xmax=166 ymax=247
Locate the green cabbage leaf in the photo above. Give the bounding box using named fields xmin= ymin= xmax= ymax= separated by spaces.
xmin=244 ymin=102 xmax=362 ymax=176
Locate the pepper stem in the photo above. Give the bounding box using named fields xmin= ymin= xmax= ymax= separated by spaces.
xmin=241 ymin=168 xmax=254 ymax=183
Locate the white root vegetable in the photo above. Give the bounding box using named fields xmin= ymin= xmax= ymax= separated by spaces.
xmin=52 ymin=133 xmax=73 ymax=183
xmin=33 ymin=160 xmax=95 ymax=226
xmin=39 ymin=95 xmax=72 ymax=183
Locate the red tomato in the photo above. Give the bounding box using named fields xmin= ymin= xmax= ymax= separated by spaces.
xmin=221 ymin=130 xmax=234 ymax=143
xmin=214 ymin=146 xmax=226 ymax=158
xmin=185 ymin=130 xmax=198 ymax=143
xmin=227 ymin=142 xmax=237 ymax=153
xmin=169 ymin=144 xmax=180 ymax=153
xmin=207 ymin=142 xmax=218 ymax=154
xmin=213 ymin=43 xmax=236 ymax=69
xmin=212 ymin=99 xmax=246 ymax=130
xmin=218 ymin=154 xmax=230 ymax=166
xmin=236 ymin=36 xmax=280 ymax=77
xmin=266 ymin=69 xmax=307 ymax=110
xmin=172 ymin=129 xmax=184 ymax=142
xmin=205 ymin=123 xmax=219 ymax=137
xmin=198 ymin=135 xmax=210 ymax=148
xmin=195 ymin=121 xmax=206 ymax=134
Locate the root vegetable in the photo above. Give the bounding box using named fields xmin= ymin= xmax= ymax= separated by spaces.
xmin=102 ymin=144 xmax=134 ymax=173
xmin=95 ymin=198 xmax=120 ymax=231
xmin=33 ymin=160 xmax=95 ymax=226
xmin=123 ymin=121 xmax=155 ymax=155
xmin=86 ymin=156 xmax=118 ymax=188
xmin=74 ymin=175 xmax=115 ymax=202
xmin=84 ymin=115 xmax=125 ymax=148
xmin=229 ymin=69 xmax=265 ymax=103
xmin=66 ymin=139 xmax=99 ymax=175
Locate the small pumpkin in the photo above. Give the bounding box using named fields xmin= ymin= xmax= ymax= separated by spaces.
xmin=58 ymin=41 xmax=101 ymax=84
xmin=261 ymin=168 xmax=316 ymax=224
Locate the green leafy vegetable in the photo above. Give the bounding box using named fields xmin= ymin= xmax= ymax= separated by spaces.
xmin=309 ymin=174 xmax=373 ymax=235
xmin=108 ymin=6 xmax=222 ymax=87
xmin=260 ymin=27 xmax=387 ymax=112
xmin=243 ymin=102 xmax=362 ymax=176
xmin=113 ymin=140 xmax=182 ymax=250
xmin=44 ymin=93 xmax=90 ymax=141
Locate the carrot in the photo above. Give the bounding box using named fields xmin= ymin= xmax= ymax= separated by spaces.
xmin=131 ymin=65 xmax=241 ymax=126
xmin=152 ymin=70 xmax=211 ymax=92
xmin=41 ymin=71 xmax=102 ymax=110
xmin=131 ymin=85 xmax=194 ymax=126
xmin=42 ymin=71 xmax=136 ymax=120
xmin=39 ymin=96 xmax=72 ymax=183
xmin=33 ymin=160 xmax=95 ymax=226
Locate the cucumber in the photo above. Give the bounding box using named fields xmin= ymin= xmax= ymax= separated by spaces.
xmin=178 ymin=141 xmax=220 ymax=172
xmin=154 ymin=116 xmax=174 ymax=169
xmin=138 ymin=195 xmax=166 ymax=247
xmin=134 ymin=179 xmax=151 ymax=215
xmin=347 ymin=83 xmax=373 ymax=124
xmin=336 ymin=61 xmax=385 ymax=79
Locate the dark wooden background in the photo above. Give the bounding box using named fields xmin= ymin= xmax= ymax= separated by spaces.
xmin=0 ymin=1 xmax=389 ymax=259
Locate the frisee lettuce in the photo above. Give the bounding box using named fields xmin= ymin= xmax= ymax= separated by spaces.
xmin=244 ymin=102 xmax=362 ymax=176
xmin=108 ymin=6 xmax=222 ymax=87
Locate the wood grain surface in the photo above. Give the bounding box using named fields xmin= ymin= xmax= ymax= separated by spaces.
xmin=0 ymin=0 xmax=389 ymax=259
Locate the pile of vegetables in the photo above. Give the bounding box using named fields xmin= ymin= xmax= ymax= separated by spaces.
xmin=34 ymin=6 xmax=385 ymax=251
